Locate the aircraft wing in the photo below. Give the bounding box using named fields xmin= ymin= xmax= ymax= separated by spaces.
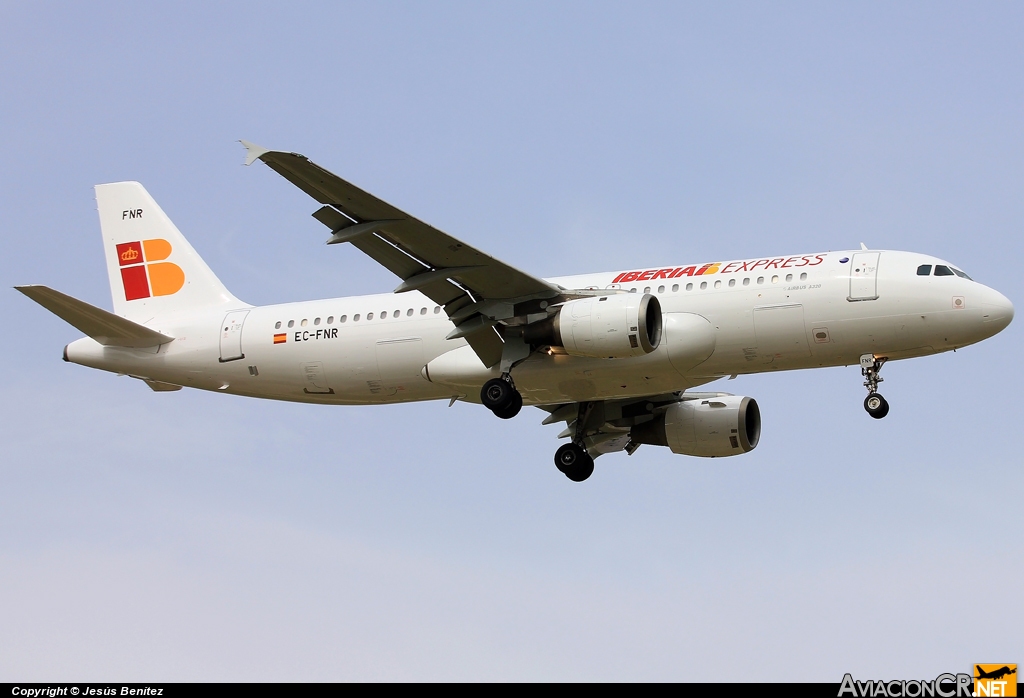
xmin=242 ymin=141 xmax=561 ymax=367
xmin=539 ymin=392 xmax=733 ymax=457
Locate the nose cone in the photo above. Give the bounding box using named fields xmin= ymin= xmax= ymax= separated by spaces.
xmin=980 ymin=287 xmax=1014 ymax=335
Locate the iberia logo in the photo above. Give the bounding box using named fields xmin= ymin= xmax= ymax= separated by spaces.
xmin=610 ymin=255 xmax=827 ymax=284
xmin=116 ymin=239 xmax=185 ymax=301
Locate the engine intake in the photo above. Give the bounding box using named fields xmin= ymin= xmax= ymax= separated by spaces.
xmin=525 ymin=293 xmax=662 ymax=359
xmin=630 ymin=395 xmax=760 ymax=457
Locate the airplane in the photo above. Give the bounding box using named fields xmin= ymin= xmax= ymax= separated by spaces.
xmin=975 ymin=666 xmax=1016 ymax=681
xmin=15 ymin=142 xmax=1015 ymax=482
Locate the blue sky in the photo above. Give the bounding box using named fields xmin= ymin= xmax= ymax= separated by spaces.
xmin=1 ymin=1 xmax=1021 ymax=681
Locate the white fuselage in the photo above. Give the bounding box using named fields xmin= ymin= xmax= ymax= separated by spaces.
xmin=64 ymin=250 xmax=1014 ymax=406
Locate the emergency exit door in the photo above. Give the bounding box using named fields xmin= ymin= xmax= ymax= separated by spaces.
xmin=219 ymin=310 xmax=249 ymax=362
xmin=849 ymin=252 xmax=880 ymax=301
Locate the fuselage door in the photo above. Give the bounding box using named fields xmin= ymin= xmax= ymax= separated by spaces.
xmin=376 ymin=337 xmax=425 ymax=396
xmin=849 ymin=252 xmax=880 ymax=301
xmin=753 ymin=303 xmax=811 ymax=363
xmin=219 ymin=310 xmax=249 ymax=362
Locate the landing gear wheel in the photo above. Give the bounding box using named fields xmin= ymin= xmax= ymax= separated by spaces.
xmin=481 ymin=377 xmax=514 ymax=410
xmin=554 ymin=443 xmax=595 ymax=482
xmin=864 ymin=392 xmax=889 ymax=419
xmin=481 ymin=375 xmax=523 ymax=419
xmin=492 ymin=390 xmax=523 ymax=419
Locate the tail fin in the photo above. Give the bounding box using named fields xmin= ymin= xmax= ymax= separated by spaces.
xmin=97 ymin=182 xmax=242 ymax=321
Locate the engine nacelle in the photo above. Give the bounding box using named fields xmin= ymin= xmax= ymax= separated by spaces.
xmin=525 ymin=293 xmax=662 ymax=358
xmin=630 ymin=395 xmax=761 ymax=457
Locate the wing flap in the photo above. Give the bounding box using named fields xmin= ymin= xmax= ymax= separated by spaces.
xmin=16 ymin=285 xmax=174 ymax=348
xmin=463 ymin=326 xmax=504 ymax=368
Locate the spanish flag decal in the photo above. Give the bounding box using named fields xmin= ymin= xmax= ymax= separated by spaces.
xmin=273 ymin=333 xmax=287 ymax=344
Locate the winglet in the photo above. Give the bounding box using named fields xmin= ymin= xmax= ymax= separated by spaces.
xmin=239 ymin=140 xmax=270 ymax=166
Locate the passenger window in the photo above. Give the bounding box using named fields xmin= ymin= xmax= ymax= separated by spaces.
xmin=629 ymin=288 xmax=637 ymax=293
xmin=381 ymin=311 xmax=388 ymax=319
xmin=672 ymin=284 xmax=679 ymax=292
xmin=935 ymin=265 xmax=954 ymax=276
xmin=700 ymin=281 xmax=707 ymax=290
xmin=340 ymin=315 xmax=347 ymax=323
xmin=407 ymin=309 xmax=413 ymax=316
xmin=367 ymin=312 xmax=374 ymax=320
xmin=743 ymin=278 xmax=750 ymax=286
xmin=287 ymin=320 xmax=295 ymax=328
xmin=327 ymin=316 xmax=333 ymax=324
xmin=785 ymin=274 xmax=792 ymax=282
xmin=917 ymin=265 xmax=932 ymax=276
xmin=434 ymin=306 xmax=441 ymax=314
xmin=757 ymin=277 xmax=764 ymax=285
xmin=771 ymin=275 xmax=779 ymax=284
xmin=353 ymin=314 xmax=360 ymax=322
xmin=799 ymin=272 xmax=807 ymax=281
xmin=728 ymin=278 xmax=736 ymax=287
xmin=395 ymin=310 xmax=401 ymax=317
xmin=714 ymin=280 xmax=721 ymax=288
xmin=420 ymin=307 xmax=427 ymax=315
xmin=275 ymin=321 xmax=281 ymax=329
xmin=644 ymin=286 xmax=651 ymax=294
xmin=658 ymin=285 xmax=665 ymax=294
xmin=301 ymin=319 xmax=308 ymax=327
xmin=314 ymin=317 xmax=320 ymax=325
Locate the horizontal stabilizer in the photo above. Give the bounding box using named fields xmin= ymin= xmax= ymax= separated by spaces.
xmin=15 ymin=285 xmax=174 ymax=348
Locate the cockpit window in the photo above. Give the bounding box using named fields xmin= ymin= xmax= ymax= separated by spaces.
xmin=952 ymin=268 xmax=972 ymax=280
xmin=934 ymin=265 xmax=955 ymax=276
xmin=917 ymin=264 xmax=932 ymax=276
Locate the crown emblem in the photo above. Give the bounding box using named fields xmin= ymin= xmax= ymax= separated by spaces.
xmin=121 ymin=247 xmax=140 ymax=262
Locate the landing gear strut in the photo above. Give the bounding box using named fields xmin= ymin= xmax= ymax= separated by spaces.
xmin=481 ymin=374 xmax=522 ymax=419
xmin=860 ymin=353 xmax=889 ymax=419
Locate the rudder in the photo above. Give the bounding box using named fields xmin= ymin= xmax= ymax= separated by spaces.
xmin=97 ymin=182 xmax=243 ymax=320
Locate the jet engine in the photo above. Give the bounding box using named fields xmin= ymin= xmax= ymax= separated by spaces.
xmin=629 ymin=395 xmax=760 ymax=457
xmin=524 ymin=293 xmax=662 ymax=359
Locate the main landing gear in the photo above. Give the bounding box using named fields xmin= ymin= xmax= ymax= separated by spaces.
xmin=480 ymin=374 xmax=522 ymax=419
xmin=479 ymin=372 xmax=593 ymax=482
xmin=555 ymin=442 xmax=594 ymax=482
xmin=553 ymin=401 xmax=597 ymax=482
xmin=860 ymin=353 xmax=890 ymax=419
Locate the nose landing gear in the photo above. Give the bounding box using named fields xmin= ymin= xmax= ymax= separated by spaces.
xmin=860 ymin=353 xmax=890 ymax=419
xmin=480 ymin=374 xmax=522 ymax=419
